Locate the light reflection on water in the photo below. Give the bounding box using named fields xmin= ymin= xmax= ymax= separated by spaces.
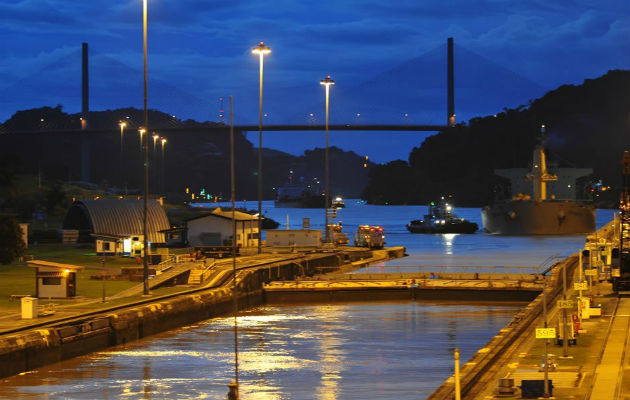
xmin=0 ymin=302 xmax=522 ymax=399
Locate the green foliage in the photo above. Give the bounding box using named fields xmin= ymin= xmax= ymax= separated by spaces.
xmin=266 ymin=146 xmax=373 ymax=198
xmin=361 ymin=160 xmax=416 ymax=205
xmin=1 ymin=107 xmax=373 ymax=201
xmin=0 ymin=215 xmax=25 ymax=264
xmin=44 ymin=184 xmax=68 ymax=216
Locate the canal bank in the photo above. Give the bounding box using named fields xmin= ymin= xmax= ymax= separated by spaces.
xmin=0 ymin=247 xmax=404 ymax=379
xmin=426 ymin=219 xmax=627 ymax=400
xmin=427 ymin=254 xmax=578 ymax=400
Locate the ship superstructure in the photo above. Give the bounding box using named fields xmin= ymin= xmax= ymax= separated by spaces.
xmin=481 ymin=125 xmax=596 ymax=235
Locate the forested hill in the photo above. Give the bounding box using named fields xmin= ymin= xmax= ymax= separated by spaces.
xmin=0 ymin=107 xmax=373 ymax=200
xmin=361 ymin=70 xmax=630 ymax=207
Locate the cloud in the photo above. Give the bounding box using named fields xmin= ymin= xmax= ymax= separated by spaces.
xmin=0 ymin=0 xmax=627 ymax=161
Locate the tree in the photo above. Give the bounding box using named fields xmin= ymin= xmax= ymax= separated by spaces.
xmin=44 ymin=184 xmax=69 ymax=217
xmin=0 ymin=215 xmax=25 ymax=264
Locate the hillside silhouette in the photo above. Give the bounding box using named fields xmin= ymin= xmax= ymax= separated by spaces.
xmin=0 ymin=107 xmax=373 ymax=201
xmin=361 ymin=70 xmax=630 ymax=206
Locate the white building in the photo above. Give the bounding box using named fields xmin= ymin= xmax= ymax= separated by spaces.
xmin=266 ymin=229 xmax=322 ymax=247
xmin=186 ymin=208 xmax=259 ymax=248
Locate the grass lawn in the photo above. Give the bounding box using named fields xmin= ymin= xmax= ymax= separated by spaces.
xmin=0 ymin=244 xmax=141 ymax=312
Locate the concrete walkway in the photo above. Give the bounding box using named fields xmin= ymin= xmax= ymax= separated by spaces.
xmin=469 ymin=279 xmax=629 ymax=400
xmin=108 ymin=262 xmax=197 ymax=299
xmin=590 ymin=296 xmax=630 ymax=400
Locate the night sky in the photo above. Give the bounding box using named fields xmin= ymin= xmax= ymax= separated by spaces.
xmin=1 ymin=0 xmax=628 ymax=162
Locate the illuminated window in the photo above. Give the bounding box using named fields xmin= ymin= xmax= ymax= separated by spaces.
xmin=42 ymin=277 xmax=61 ymax=285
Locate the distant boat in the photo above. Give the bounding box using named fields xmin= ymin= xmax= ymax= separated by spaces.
xmin=406 ymin=199 xmax=478 ymax=234
xmin=481 ymin=125 xmax=595 ymax=235
xmin=332 ymin=197 xmax=345 ymax=208
xmin=274 ymin=173 xmax=329 ymax=208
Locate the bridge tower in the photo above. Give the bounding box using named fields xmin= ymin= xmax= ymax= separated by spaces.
xmin=80 ymin=42 xmax=90 ymax=182
xmin=219 ymin=97 xmax=225 ymax=123
xmin=447 ymin=37 xmax=455 ymax=127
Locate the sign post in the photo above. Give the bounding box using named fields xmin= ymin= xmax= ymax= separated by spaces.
xmin=542 ymin=279 xmax=550 ymax=398
xmin=561 ymin=262 xmax=569 ymax=356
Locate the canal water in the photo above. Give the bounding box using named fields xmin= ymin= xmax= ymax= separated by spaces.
xmin=0 ymin=302 xmax=521 ymax=399
xmin=0 ymin=202 xmax=615 ymax=399
xmin=208 ymin=200 xmax=614 ymax=270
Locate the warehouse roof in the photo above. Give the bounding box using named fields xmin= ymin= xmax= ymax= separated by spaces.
xmin=62 ymin=200 xmax=170 ymax=243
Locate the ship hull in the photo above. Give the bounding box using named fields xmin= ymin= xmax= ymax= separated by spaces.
xmin=406 ymin=220 xmax=478 ymax=234
xmin=481 ymin=200 xmax=595 ymax=235
xmin=274 ymin=195 xmax=329 ymax=209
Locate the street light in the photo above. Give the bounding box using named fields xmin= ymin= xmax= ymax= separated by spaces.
xmin=141 ymin=0 xmax=150 ymax=296
xmin=320 ymin=75 xmax=335 ymax=243
xmin=152 ymin=132 xmax=159 ymax=193
xmin=252 ymin=41 xmax=271 ymax=254
xmin=160 ymin=137 xmax=166 ymax=196
xmin=138 ymin=127 xmax=146 ymax=149
xmin=119 ymin=121 xmax=126 ymax=194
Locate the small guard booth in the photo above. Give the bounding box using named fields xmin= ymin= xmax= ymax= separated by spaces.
xmin=27 ymin=260 xmax=84 ymax=298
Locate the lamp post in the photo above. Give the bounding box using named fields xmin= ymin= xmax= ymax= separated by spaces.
xmin=142 ymin=0 xmax=150 ymax=296
xmin=138 ymin=127 xmax=146 ymax=149
xmin=228 ymin=95 xmax=240 ymax=398
xmin=152 ymin=132 xmax=159 ymax=194
xmin=119 ymin=121 xmax=126 ymax=194
xmin=138 ymin=127 xmax=146 ymax=185
xmin=160 ymin=137 xmax=166 ymax=196
xmin=252 ymin=41 xmax=271 ymax=254
xmin=320 ymin=75 xmax=334 ymax=243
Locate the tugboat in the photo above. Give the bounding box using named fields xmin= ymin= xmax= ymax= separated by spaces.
xmin=406 ymin=199 xmax=478 ymax=234
xmin=481 ymin=125 xmax=595 ymax=235
xmin=332 ymin=197 xmax=345 ymax=208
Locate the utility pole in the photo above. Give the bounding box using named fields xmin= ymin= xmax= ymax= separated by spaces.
xmin=142 ymin=0 xmax=150 ymax=296
xmin=101 ymin=257 xmax=106 ymax=303
xmin=542 ymin=278 xmax=550 ymax=398
xmin=229 ymin=95 xmax=239 ymax=398
xmin=562 ymin=262 xmax=569 ymax=357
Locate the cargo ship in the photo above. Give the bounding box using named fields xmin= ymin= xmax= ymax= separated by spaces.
xmin=274 ymin=172 xmax=329 ymax=208
xmin=481 ymin=125 xmax=596 ymax=235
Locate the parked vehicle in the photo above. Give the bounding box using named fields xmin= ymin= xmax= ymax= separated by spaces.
xmin=330 ymin=224 xmax=349 ymax=245
xmin=354 ymin=225 xmax=385 ymax=249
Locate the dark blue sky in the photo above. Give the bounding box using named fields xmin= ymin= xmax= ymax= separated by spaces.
xmin=0 ymin=0 xmax=628 ymax=162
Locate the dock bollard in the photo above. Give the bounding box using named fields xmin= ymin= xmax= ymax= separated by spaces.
xmin=497 ymin=378 xmax=516 ymax=396
xmin=227 ymin=381 xmax=239 ymax=400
